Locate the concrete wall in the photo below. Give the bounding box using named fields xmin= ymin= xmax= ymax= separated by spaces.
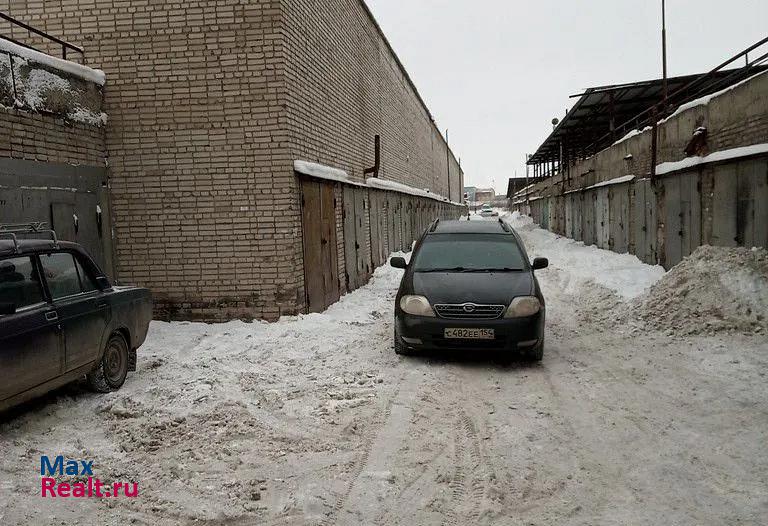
xmin=9 ymin=0 xmax=465 ymax=320
xmin=520 ymin=71 xmax=768 ymax=269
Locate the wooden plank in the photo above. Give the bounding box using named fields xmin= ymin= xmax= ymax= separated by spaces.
xmin=632 ymin=182 xmax=646 ymax=261
xmin=368 ymin=190 xmax=382 ymax=269
xmin=354 ymin=187 xmax=370 ymax=284
xmin=682 ymin=172 xmax=701 ymax=258
xmin=737 ymin=163 xmax=756 ymax=248
xmin=320 ymin=182 xmax=340 ymax=307
xmin=751 ymin=160 xmax=768 ymax=248
xmin=711 ymin=164 xmax=738 ymax=247
xmin=737 ymin=159 xmax=768 ymax=249
xmin=393 ymin=195 xmax=402 ymax=252
xmin=342 ymin=186 xmax=358 ymax=291
xmin=300 ymin=180 xmax=325 ymax=312
xmin=610 ymin=184 xmax=629 ymax=254
xmin=664 ymin=176 xmax=682 ymax=267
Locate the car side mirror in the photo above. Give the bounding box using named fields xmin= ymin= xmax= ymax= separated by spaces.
xmin=390 ymin=257 xmax=407 ymax=269
xmin=532 ymin=257 xmax=549 ymax=270
xmin=0 ymin=302 xmax=16 ymax=315
xmin=95 ymin=276 xmax=112 ymax=290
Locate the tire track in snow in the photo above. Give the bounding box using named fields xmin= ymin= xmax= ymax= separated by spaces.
xmin=320 ymin=361 xmax=422 ymax=526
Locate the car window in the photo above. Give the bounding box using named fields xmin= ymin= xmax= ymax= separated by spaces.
xmin=412 ymin=234 xmax=527 ymax=271
xmin=0 ymin=256 xmax=45 ymax=310
xmin=74 ymin=256 xmax=98 ymax=293
xmin=40 ymin=253 xmax=86 ymax=299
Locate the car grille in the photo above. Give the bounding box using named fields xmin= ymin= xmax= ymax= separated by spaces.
xmin=433 ymin=303 xmax=506 ymax=320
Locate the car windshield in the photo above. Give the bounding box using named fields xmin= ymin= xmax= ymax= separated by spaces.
xmin=412 ymin=233 xmax=527 ymax=272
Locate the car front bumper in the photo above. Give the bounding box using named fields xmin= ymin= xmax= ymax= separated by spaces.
xmin=395 ymin=311 xmax=545 ymax=353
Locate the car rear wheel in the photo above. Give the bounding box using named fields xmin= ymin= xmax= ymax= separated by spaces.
xmin=87 ymin=333 xmax=130 ymax=393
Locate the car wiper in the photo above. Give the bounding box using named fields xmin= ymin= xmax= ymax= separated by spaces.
xmin=417 ymin=267 xmax=524 ymax=273
xmin=417 ymin=267 xmax=470 ymax=273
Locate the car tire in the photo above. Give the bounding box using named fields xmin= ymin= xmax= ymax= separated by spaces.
xmin=394 ymin=331 xmax=412 ymax=356
xmin=87 ymin=333 xmax=130 ymax=393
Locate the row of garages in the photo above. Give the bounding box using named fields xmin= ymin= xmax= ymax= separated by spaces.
xmin=299 ymin=175 xmax=464 ymax=312
xmin=525 ymin=156 xmax=767 ymax=268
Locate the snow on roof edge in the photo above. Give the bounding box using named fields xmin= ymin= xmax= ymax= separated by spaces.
xmin=0 ymin=39 xmax=106 ymax=85
xmin=586 ymin=174 xmax=636 ymax=190
xmin=656 ymin=143 xmax=768 ymax=176
xmin=293 ymin=160 xmax=464 ymax=205
xmin=293 ymin=160 xmax=363 ymax=186
xmin=366 ymin=177 xmax=463 ymax=206
xmin=661 ymin=69 xmax=768 ymax=124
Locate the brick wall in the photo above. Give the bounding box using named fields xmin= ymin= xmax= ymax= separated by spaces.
xmin=0 ymin=105 xmax=105 ymax=165
xmin=8 ymin=0 xmax=465 ymax=320
xmin=282 ymin=0 xmax=464 ymax=198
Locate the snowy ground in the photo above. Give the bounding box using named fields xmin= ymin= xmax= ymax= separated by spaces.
xmin=2 ymin=214 xmax=767 ymax=525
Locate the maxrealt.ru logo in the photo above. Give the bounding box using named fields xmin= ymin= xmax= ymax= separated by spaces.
xmin=40 ymin=456 xmax=138 ymax=498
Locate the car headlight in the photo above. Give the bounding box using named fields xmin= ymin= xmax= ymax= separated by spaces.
xmin=505 ymin=296 xmax=541 ymax=318
xmin=400 ymin=295 xmax=436 ymax=317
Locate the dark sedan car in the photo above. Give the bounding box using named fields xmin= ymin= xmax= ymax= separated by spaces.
xmin=0 ymin=233 xmax=152 ymax=412
xmin=390 ymin=219 xmax=548 ymax=360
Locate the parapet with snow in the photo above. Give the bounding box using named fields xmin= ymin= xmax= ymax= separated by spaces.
xmin=0 ymin=39 xmax=107 ymax=126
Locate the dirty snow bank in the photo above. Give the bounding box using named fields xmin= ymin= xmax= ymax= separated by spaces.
xmin=503 ymin=211 xmax=665 ymax=299
xmin=1 ymin=255 xmax=408 ymax=525
xmin=621 ymin=245 xmax=768 ymax=336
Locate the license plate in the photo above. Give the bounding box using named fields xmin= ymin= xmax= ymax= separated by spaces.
xmin=444 ymin=328 xmax=495 ymax=340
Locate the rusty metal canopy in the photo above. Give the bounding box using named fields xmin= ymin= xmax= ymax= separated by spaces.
xmin=527 ymin=66 xmax=768 ymax=166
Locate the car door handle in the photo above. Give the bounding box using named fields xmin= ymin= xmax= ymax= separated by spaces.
xmin=97 ymin=302 xmax=109 ymax=310
xmin=45 ymin=311 xmax=58 ymax=322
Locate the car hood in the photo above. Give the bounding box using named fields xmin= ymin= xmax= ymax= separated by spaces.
xmin=411 ymin=271 xmax=534 ymax=305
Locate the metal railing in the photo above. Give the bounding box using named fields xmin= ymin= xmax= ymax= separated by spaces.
xmin=0 ymin=11 xmax=84 ymax=61
xmin=586 ymin=35 xmax=768 ymax=157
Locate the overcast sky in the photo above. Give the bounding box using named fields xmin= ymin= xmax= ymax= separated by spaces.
xmin=365 ymin=0 xmax=768 ymax=195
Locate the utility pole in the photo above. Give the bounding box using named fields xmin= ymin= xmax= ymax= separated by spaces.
xmin=662 ymin=0 xmax=668 ymax=112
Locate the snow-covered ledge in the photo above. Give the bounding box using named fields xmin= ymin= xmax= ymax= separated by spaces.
xmin=294 ymin=159 xmax=464 ymax=205
xmin=656 ymin=143 xmax=768 ymax=176
xmin=0 ymin=39 xmax=105 ymax=85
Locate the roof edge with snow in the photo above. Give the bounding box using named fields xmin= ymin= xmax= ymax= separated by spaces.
xmin=656 ymin=143 xmax=768 ymax=176
xmin=293 ymin=160 xmax=464 ymax=206
xmin=0 ymin=39 xmax=106 ymax=85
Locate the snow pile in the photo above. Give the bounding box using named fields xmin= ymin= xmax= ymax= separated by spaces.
xmin=1 ymin=255 xmax=409 ymax=524
xmin=504 ymin=211 xmax=665 ymax=299
xmin=623 ymin=246 xmax=768 ymax=336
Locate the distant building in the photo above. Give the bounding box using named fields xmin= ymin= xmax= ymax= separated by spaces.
xmin=474 ymin=188 xmax=495 ymax=204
